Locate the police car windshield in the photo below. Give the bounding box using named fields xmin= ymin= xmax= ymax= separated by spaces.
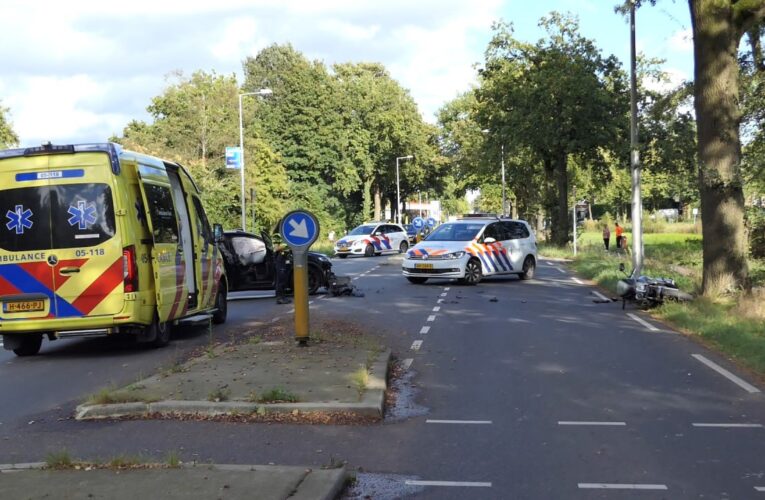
xmin=348 ymin=225 xmax=377 ymax=236
xmin=425 ymin=223 xmax=483 ymax=241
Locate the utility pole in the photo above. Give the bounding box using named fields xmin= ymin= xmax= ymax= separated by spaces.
xmin=630 ymin=0 xmax=644 ymax=275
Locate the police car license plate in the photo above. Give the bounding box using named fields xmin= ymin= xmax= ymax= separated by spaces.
xmin=3 ymin=300 xmax=44 ymax=313
xmin=415 ymin=263 xmax=433 ymax=269
xmin=339 ymin=244 xmax=348 ymax=250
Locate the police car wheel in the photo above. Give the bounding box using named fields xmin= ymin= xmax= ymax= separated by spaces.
xmin=459 ymin=259 xmax=482 ymax=286
xmin=407 ymin=277 xmax=428 ymax=284
xmin=337 ymin=254 xmax=348 ymax=259
xmin=212 ymin=285 xmax=227 ymax=324
xmin=364 ymin=244 xmax=374 ymax=257
xmin=12 ymin=334 xmax=43 ymax=357
xmin=150 ymin=317 xmax=170 ymax=348
xmin=399 ymin=241 xmax=409 ymax=253
xmin=520 ymin=256 xmax=536 ymax=280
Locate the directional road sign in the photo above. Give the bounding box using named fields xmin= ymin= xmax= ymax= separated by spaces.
xmin=426 ymin=217 xmax=437 ymax=228
xmin=280 ymin=210 xmax=320 ymax=250
xmin=225 ymin=147 xmax=242 ymax=169
xmin=412 ymin=217 xmax=424 ymax=230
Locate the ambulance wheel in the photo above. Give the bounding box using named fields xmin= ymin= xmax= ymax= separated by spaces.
xmin=407 ymin=277 xmax=428 ymax=284
xmin=520 ymin=256 xmax=536 ymax=280
xmin=459 ymin=258 xmax=482 ymax=286
xmin=364 ymin=244 xmax=374 ymax=257
xmin=12 ymin=334 xmax=43 ymax=357
xmin=399 ymin=241 xmax=409 ymax=253
xmin=149 ymin=316 xmax=170 ymax=348
xmin=212 ymin=285 xmax=227 ymax=324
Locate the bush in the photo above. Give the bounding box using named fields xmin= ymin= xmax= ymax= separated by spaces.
xmin=747 ymin=207 xmax=765 ymax=259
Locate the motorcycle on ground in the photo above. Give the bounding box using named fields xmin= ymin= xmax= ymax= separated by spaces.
xmin=616 ymin=263 xmax=693 ymax=309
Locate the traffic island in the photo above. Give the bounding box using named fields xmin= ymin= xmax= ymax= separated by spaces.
xmin=75 ymin=316 xmax=390 ymax=422
xmin=0 ymin=462 xmax=347 ymax=500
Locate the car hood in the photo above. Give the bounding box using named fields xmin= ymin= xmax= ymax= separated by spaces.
xmin=406 ymin=241 xmax=470 ymax=257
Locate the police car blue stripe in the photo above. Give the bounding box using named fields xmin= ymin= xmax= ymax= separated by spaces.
xmin=477 ymin=252 xmax=494 ymax=273
xmin=499 ymin=250 xmax=514 ymax=270
xmin=491 ymin=249 xmax=507 ymax=272
xmin=0 ymin=264 xmax=82 ymax=317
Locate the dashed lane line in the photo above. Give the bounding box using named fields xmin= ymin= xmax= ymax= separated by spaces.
xmin=432 ymin=306 xmax=441 ymax=312
xmin=558 ymin=421 xmax=626 ymax=426
xmin=578 ymin=484 xmax=667 ymax=491
xmin=427 ymin=315 xmax=436 ymax=322
xmin=592 ymin=291 xmax=610 ymax=301
xmin=419 ymin=326 xmax=431 ymax=335
xmin=755 ymin=486 xmax=765 ymax=492
xmin=556 ymin=267 xmax=566 ymax=274
xmin=692 ymin=423 xmax=762 ymax=428
xmin=439 ymin=293 xmax=447 ymax=297
xmin=571 ymin=277 xmax=583 ymax=284
xmin=402 ymin=358 xmax=414 ymax=370
xmin=626 ymin=313 xmax=660 ymax=332
xmin=437 ymin=298 xmax=444 ymax=304
xmin=692 ymin=354 xmax=761 ymax=393
xmin=411 ymin=340 xmax=423 ymax=351
xmin=405 ymin=480 xmax=491 ymax=488
xmin=426 ymin=420 xmax=492 ymax=425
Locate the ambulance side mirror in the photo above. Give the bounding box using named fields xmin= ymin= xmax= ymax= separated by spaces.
xmin=213 ymin=223 xmax=224 ymax=243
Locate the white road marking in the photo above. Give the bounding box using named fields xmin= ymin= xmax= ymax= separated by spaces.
xmin=308 ymin=301 xmax=314 ymax=305
xmin=592 ymin=291 xmax=610 ymax=301
xmin=427 ymin=315 xmax=436 ymax=322
xmin=440 ymin=293 xmax=447 ymax=297
xmin=627 ymin=313 xmax=659 ymax=332
xmin=432 ymin=306 xmax=441 ymax=312
xmin=411 ymin=340 xmax=423 ymax=351
xmin=546 ymin=261 xmax=554 ymax=265
xmin=405 ymin=480 xmax=491 ymax=488
xmin=755 ymin=486 xmax=765 ymax=492
xmin=692 ymin=354 xmax=761 ymax=393
xmin=419 ymin=326 xmax=431 ymax=335
xmin=578 ymin=483 xmax=667 ymax=490
xmin=571 ymin=277 xmax=583 ymax=284
xmin=437 ymin=299 xmax=444 ymax=304
xmin=352 ymin=277 xmax=360 ymax=280
xmin=443 ymin=287 xmax=450 ymax=291
xmin=402 ymin=358 xmax=413 ymax=370
xmin=426 ymin=420 xmax=492 ymax=425
xmin=558 ymin=421 xmax=626 ymax=426
xmin=556 ymin=267 xmax=566 ymax=274
xmin=692 ymin=423 xmax=763 ymax=428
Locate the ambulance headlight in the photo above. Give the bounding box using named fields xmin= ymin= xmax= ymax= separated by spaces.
xmin=445 ymin=251 xmax=465 ymax=259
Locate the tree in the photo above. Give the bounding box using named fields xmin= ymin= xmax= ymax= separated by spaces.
xmin=0 ymin=103 xmax=18 ymax=149
xmin=688 ymin=1 xmax=764 ymax=292
xmin=477 ymin=15 xmax=628 ymax=245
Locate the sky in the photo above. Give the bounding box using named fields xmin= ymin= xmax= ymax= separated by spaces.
xmin=0 ymin=0 xmax=693 ymax=148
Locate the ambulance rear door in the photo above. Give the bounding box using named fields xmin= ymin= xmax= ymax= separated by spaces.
xmin=136 ymin=162 xmax=182 ymax=322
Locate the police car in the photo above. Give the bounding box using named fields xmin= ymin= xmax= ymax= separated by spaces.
xmin=334 ymin=222 xmax=409 ymax=258
xmin=402 ymin=215 xmax=537 ymax=285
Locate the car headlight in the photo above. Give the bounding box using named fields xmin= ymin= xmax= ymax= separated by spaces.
xmin=316 ymin=255 xmax=330 ymax=263
xmin=445 ymin=251 xmax=465 ymax=259
xmin=352 ymin=240 xmax=365 ymax=247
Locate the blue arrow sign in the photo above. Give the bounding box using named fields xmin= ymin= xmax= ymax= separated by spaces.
xmin=412 ymin=217 xmax=424 ymax=230
xmin=426 ymin=217 xmax=437 ymax=228
xmin=281 ymin=210 xmax=320 ymax=248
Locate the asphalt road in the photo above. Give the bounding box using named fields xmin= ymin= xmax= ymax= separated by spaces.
xmin=1 ymin=253 xmax=764 ymax=499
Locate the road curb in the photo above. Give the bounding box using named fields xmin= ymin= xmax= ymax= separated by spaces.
xmin=75 ymin=349 xmax=391 ymax=421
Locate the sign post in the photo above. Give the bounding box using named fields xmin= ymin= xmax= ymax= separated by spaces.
xmin=280 ymin=210 xmax=320 ymax=345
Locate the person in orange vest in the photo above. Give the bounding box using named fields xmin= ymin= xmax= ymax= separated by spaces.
xmin=615 ymin=222 xmax=624 ymax=250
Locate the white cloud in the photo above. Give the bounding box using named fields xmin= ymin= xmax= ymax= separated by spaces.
xmin=668 ymin=28 xmax=693 ymax=53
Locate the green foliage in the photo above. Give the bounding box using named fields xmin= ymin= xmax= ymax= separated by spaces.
xmin=0 ymin=103 xmax=18 ymax=149
xmin=255 ymin=387 xmax=299 ymax=403
xmin=746 ymin=206 xmax=765 ymax=259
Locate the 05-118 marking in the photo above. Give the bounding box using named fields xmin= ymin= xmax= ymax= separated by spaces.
xmin=75 ymin=248 xmax=105 ymax=257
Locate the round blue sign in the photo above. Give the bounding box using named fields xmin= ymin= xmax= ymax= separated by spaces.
xmin=412 ymin=217 xmax=424 ymax=230
xmin=426 ymin=217 xmax=437 ymax=228
xmin=280 ymin=210 xmax=320 ymax=249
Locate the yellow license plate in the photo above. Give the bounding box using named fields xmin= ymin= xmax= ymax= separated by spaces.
xmin=415 ymin=263 xmax=433 ymax=269
xmin=4 ymin=300 xmax=45 ymax=313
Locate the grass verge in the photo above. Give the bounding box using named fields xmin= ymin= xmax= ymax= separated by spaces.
xmin=86 ymin=387 xmax=159 ymax=405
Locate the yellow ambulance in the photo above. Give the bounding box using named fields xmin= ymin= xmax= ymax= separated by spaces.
xmin=0 ymin=143 xmax=228 ymax=356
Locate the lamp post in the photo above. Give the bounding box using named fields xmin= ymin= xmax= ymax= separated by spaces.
xmin=395 ymin=155 xmax=413 ymax=224
xmin=629 ymin=0 xmax=644 ymax=275
xmin=238 ymin=88 xmax=273 ymax=230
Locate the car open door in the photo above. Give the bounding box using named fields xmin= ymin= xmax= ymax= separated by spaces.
xmin=136 ymin=162 xmax=182 ymax=322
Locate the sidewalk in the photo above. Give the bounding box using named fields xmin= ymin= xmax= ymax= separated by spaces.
xmin=0 ymin=463 xmax=347 ymax=500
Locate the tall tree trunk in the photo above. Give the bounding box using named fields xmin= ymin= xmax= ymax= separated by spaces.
xmin=542 ymin=157 xmax=556 ymax=243
xmin=374 ymin=185 xmax=382 ymax=221
xmin=362 ymin=177 xmax=372 ymax=222
xmin=552 ymin=152 xmax=569 ymax=246
xmin=690 ymin=0 xmax=752 ymax=292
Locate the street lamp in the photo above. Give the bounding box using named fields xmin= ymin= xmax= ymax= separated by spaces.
xmin=395 ymin=155 xmax=413 ymax=224
xmin=238 ymin=88 xmax=273 ymax=230
xmin=629 ymin=0 xmax=644 ymax=275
